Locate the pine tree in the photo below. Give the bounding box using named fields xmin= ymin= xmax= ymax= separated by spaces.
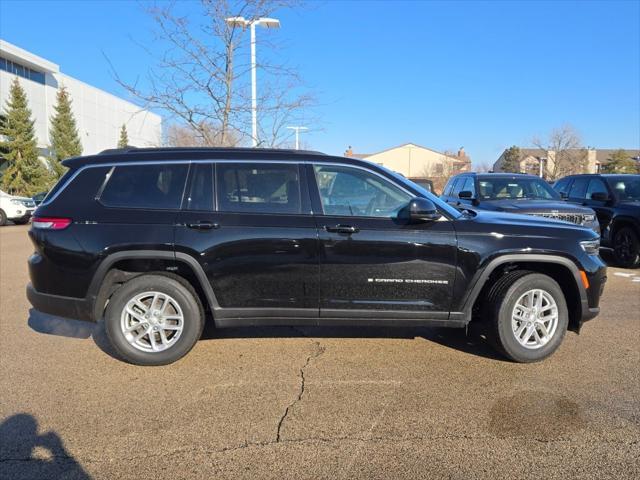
xmin=602 ymin=149 xmax=636 ymax=174
xmin=49 ymin=85 xmax=82 ymax=179
xmin=118 ymin=124 xmax=129 ymax=148
xmin=0 ymin=78 xmax=50 ymax=196
xmin=500 ymin=146 xmax=522 ymax=173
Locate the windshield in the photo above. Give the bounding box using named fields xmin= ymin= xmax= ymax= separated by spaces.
xmin=377 ymin=165 xmax=463 ymax=218
xmin=477 ymin=177 xmax=559 ymax=200
xmin=606 ymin=175 xmax=640 ymax=201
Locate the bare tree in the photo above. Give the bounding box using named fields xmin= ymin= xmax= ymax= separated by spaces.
xmin=111 ymin=0 xmax=313 ymax=147
xmin=474 ymin=161 xmax=493 ymax=173
xmin=532 ymin=125 xmax=588 ymax=180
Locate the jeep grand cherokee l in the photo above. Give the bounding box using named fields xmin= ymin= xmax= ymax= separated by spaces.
xmin=27 ymin=147 xmax=606 ymax=365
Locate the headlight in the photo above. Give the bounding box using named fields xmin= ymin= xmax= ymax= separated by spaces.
xmin=10 ymin=199 xmax=22 ymax=205
xmin=583 ymin=214 xmax=596 ymax=223
xmin=580 ymin=239 xmax=600 ymax=255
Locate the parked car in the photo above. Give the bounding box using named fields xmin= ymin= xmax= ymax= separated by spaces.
xmin=553 ymin=174 xmax=640 ymax=268
xmin=441 ymin=173 xmax=600 ymax=232
xmin=32 ymin=191 xmax=48 ymax=206
xmin=0 ymin=189 xmax=36 ymax=226
xmin=27 ymin=147 xmax=606 ymax=365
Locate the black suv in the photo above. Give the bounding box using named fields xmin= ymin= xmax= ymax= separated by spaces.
xmin=27 ymin=148 xmax=606 ymax=365
xmin=553 ymin=174 xmax=640 ymax=268
xmin=441 ymin=173 xmax=599 ymax=232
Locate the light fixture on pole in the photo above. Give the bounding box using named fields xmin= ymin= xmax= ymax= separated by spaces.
xmin=286 ymin=126 xmax=308 ymax=150
xmin=225 ymin=16 xmax=280 ymax=148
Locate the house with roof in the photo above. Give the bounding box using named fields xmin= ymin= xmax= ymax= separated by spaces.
xmin=493 ymin=147 xmax=640 ymax=177
xmin=344 ymin=143 xmax=471 ymax=190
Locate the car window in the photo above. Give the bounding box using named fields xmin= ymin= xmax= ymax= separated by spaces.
xmin=216 ymin=163 xmax=301 ymax=214
xmin=568 ymin=177 xmax=590 ymax=199
xmin=100 ymin=164 xmax=189 ymax=209
xmin=451 ymin=177 xmax=466 ymax=197
xmin=443 ymin=178 xmax=457 ymax=197
xmin=313 ymin=164 xmax=411 ymax=218
xmin=477 ymin=177 xmax=558 ymax=200
xmin=185 ymin=163 xmax=214 ymax=211
xmin=553 ymin=178 xmax=572 ymax=196
xmin=606 ymin=176 xmax=640 ymax=201
xmin=461 ymin=177 xmax=476 ymax=196
xmin=586 ymin=178 xmax=608 ymax=200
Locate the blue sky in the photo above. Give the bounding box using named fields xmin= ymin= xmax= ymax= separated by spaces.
xmin=1 ymin=0 xmax=639 ymax=164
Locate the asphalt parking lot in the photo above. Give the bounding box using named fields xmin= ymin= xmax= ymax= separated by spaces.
xmin=1 ymin=224 xmax=639 ymax=479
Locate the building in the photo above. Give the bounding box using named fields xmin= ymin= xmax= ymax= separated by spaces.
xmin=0 ymin=39 xmax=162 ymax=155
xmin=493 ymin=147 xmax=640 ymax=177
xmin=345 ymin=143 xmax=471 ymax=185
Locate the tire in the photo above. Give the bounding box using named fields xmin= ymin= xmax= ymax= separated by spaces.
xmin=613 ymin=226 xmax=640 ymax=268
xmin=0 ymin=210 xmax=7 ymax=226
xmin=484 ymin=271 xmax=568 ymax=363
xmin=104 ymin=274 xmax=204 ymax=366
xmin=13 ymin=218 xmax=29 ymax=225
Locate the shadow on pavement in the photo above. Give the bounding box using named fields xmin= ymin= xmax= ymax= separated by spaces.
xmin=28 ymin=309 xmax=504 ymax=362
xmin=0 ymin=414 xmax=91 ymax=480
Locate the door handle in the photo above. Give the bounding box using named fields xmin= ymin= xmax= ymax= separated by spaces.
xmin=186 ymin=221 xmax=219 ymax=230
xmin=324 ymin=224 xmax=359 ymax=234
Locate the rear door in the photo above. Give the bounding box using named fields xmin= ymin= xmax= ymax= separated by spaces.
xmin=309 ymin=163 xmax=457 ymax=321
xmin=174 ymin=161 xmax=319 ymax=323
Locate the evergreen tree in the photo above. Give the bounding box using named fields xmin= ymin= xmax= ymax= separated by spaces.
xmin=118 ymin=124 xmax=129 ymax=148
xmin=0 ymin=78 xmax=50 ymax=196
xmin=602 ymin=149 xmax=636 ymax=174
xmin=49 ymin=85 xmax=82 ymax=179
xmin=500 ymin=146 xmax=522 ymax=173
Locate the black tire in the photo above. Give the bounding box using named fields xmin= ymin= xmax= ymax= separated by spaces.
xmin=104 ymin=274 xmax=204 ymax=366
xmin=0 ymin=210 xmax=7 ymax=226
xmin=13 ymin=218 xmax=29 ymax=225
xmin=613 ymin=226 xmax=640 ymax=268
xmin=484 ymin=271 xmax=568 ymax=363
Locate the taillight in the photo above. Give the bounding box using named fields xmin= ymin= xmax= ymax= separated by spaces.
xmin=31 ymin=217 xmax=72 ymax=230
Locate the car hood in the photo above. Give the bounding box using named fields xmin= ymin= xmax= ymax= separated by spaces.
xmin=482 ymin=199 xmax=594 ymax=214
xmin=467 ymin=209 xmax=597 ymax=236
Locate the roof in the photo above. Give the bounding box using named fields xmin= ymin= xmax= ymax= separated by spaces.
xmin=61 ymin=146 xmax=356 ymax=169
xmin=0 ymin=39 xmax=59 ymax=73
xmin=367 ymin=142 xmax=461 ymax=160
xmin=594 ymin=149 xmax=640 ymax=163
xmin=456 ymin=172 xmax=537 ymax=178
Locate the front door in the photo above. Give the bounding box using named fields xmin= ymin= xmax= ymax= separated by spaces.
xmin=174 ymin=161 xmax=319 ymax=324
xmin=309 ymin=163 xmax=457 ymax=321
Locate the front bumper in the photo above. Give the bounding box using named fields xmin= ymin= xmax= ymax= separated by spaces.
xmin=26 ymin=283 xmax=94 ymax=322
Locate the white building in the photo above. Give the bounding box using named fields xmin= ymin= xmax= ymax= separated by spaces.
xmin=0 ymin=39 xmax=162 ymax=155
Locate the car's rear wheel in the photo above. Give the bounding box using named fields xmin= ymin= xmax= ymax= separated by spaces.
xmin=485 ymin=271 xmax=568 ymax=362
xmin=105 ymin=274 xmax=204 ymax=366
xmin=613 ymin=226 xmax=640 ymax=268
xmin=13 ymin=218 xmax=30 ymax=225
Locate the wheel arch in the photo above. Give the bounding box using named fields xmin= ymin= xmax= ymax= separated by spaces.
xmin=88 ymin=250 xmax=219 ymax=321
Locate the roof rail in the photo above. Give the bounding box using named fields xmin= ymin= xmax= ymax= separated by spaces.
xmin=97 ymin=146 xmax=327 ymax=156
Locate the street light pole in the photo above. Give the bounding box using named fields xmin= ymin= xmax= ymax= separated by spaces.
xmin=286 ymin=126 xmax=308 ymax=150
xmin=225 ymin=16 xmax=280 ymax=148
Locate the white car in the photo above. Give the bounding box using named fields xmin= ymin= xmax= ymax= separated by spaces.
xmin=0 ymin=189 xmax=36 ymax=226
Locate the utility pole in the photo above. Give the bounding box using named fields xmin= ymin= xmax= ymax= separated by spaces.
xmin=286 ymin=126 xmax=308 ymax=150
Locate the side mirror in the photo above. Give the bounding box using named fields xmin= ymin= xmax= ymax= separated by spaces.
xmin=458 ymin=190 xmax=474 ymax=199
xmin=408 ymin=197 xmax=441 ymax=223
xmin=590 ymin=192 xmax=609 ymax=202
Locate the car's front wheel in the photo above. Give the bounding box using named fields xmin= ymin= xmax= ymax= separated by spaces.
xmin=613 ymin=226 xmax=640 ymax=268
xmin=485 ymin=271 xmax=568 ymax=363
xmin=104 ymin=274 xmax=204 ymax=366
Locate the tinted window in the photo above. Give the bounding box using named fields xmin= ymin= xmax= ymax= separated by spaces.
xmin=568 ymin=177 xmax=590 ymax=199
xmin=553 ymin=178 xmax=572 ymax=196
xmin=100 ymin=164 xmax=188 ymax=209
xmin=606 ymin=176 xmax=640 ymax=201
xmin=313 ymin=164 xmax=411 ymax=218
xmin=217 ymin=163 xmax=300 ymax=214
xmin=586 ymin=178 xmax=608 ymax=200
xmin=461 ymin=177 xmax=476 ymax=196
xmin=451 ymin=177 xmax=466 ymax=196
xmin=185 ymin=163 xmax=214 ymax=211
xmin=443 ymin=178 xmax=457 ymax=197
xmin=477 ymin=177 xmax=558 ymax=200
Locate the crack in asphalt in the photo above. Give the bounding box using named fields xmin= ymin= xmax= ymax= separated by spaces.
xmin=275 ymin=338 xmax=325 ymax=443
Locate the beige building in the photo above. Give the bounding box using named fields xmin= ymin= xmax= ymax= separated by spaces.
xmin=345 ymin=143 xmax=471 ymax=181
xmin=493 ymin=148 xmax=640 ymax=178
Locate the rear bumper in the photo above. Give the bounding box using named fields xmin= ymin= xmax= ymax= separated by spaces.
xmin=26 ymin=283 xmax=94 ymax=322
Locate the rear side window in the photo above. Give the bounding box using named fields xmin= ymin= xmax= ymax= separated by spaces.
xmin=185 ymin=163 xmax=214 ymax=211
xmin=216 ymin=163 xmax=301 ymax=214
xmin=100 ymin=164 xmax=189 ymax=209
